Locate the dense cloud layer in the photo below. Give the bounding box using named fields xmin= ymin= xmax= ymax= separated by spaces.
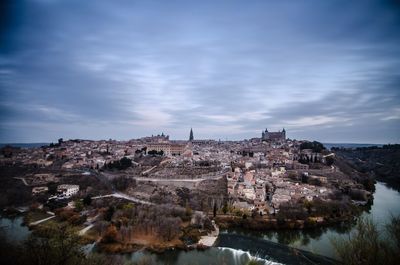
xmin=0 ymin=0 xmax=399 ymax=143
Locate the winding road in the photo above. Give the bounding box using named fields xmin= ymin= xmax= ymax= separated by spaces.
xmin=92 ymin=192 xmax=153 ymax=205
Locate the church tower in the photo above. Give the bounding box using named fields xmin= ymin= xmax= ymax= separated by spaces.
xmin=189 ymin=128 xmax=194 ymax=141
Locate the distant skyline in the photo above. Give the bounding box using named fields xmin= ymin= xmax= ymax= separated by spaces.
xmin=1 ymin=0 xmax=399 ymax=144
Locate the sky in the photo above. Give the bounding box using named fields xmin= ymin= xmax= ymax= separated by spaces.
xmin=0 ymin=0 xmax=400 ymax=143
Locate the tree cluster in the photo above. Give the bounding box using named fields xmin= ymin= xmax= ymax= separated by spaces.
xmin=277 ymin=198 xmax=355 ymax=222
xmin=104 ymin=157 xmax=132 ymax=170
xmin=96 ymin=203 xmax=193 ymax=243
xmin=332 ymin=216 xmax=400 ymax=265
xmin=300 ymin=141 xmax=325 ymax=153
xmin=112 ymin=176 xmax=136 ymax=191
xmin=55 ymin=208 xmax=87 ymax=226
xmin=0 ymin=223 xmax=142 ymax=265
xmin=147 ymin=150 xmax=164 ymax=156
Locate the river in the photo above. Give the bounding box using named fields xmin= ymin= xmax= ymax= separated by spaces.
xmin=2 ymin=181 xmax=400 ymax=265
xmin=0 ymin=214 xmax=30 ymax=243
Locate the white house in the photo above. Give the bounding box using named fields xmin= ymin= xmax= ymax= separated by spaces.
xmin=57 ymin=184 xmax=79 ymax=198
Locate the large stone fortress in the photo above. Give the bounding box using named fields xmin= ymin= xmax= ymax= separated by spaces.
xmin=261 ymin=128 xmax=286 ymax=142
xmin=142 ymin=133 xmax=186 ymax=156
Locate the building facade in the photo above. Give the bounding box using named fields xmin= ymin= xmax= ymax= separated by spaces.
xmin=146 ymin=141 xmax=186 ymax=156
xmin=261 ymin=128 xmax=286 ymax=142
xmin=146 ymin=143 xmax=171 ymax=155
xmin=57 ymin=184 xmax=79 ymax=198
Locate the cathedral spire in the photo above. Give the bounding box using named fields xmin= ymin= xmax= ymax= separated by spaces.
xmin=189 ymin=128 xmax=194 ymax=141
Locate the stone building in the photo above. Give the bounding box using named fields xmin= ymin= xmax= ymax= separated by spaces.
xmin=146 ymin=143 xmax=171 ymax=155
xmin=261 ymin=128 xmax=286 ymax=142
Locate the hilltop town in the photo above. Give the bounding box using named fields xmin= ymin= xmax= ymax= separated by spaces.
xmin=0 ymin=128 xmax=374 ymax=252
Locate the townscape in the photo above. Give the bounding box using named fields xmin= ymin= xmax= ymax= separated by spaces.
xmin=0 ymin=128 xmax=374 ymax=255
xmin=2 ymin=1 xmax=400 ymax=264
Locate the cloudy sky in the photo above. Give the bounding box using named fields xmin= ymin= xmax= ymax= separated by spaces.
xmin=1 ymin=0 xmax=399 ymax=143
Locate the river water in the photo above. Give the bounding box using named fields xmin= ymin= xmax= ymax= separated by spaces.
xmin=2 ymin=181 xmax=400 ymax=265
xmin=0 ymin=215 xmax=30 ymax=243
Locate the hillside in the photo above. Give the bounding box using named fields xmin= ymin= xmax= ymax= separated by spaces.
xmin=334 ymin=144 xmax=400 ymax=190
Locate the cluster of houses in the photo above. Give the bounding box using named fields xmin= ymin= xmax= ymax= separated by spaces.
xmin=0 ymin=135 xmax=190 ymax=170
xmin=1 ymin=128 xmax=339 ymax=215
xmin=204 ymin=138 xmax=335 ymax=214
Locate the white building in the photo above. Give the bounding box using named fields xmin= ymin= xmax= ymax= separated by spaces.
xmin=32 ymin=186 xmax=48 ymax=195
xmin=243 ymin=187 xmax=256 ymax=200
xmin=57 ymin=184 xmax=79 ymax=198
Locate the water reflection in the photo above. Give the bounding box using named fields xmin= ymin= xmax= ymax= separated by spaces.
xmin=221 ymin=219 xmax=355 ymax=250
xmin=276 ymin=230 xmax=301 ymax=245
xmin=128 ymin=247 xmax=283 ymax=265
xmin=0 ymin=215 xmax=30 ymax=243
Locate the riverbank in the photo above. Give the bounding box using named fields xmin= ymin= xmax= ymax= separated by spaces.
xmin=197 ymin=221 xmax=219 ymax=247
xmin=93 ymin=223 xmax=220 ymax=254
xmin=334 ymin=145 xmax=400 ymax=192
xmin=80 ymin=219 xmax=219 ymax=254
xmin=215 ymin=213 xmax=359 ymax=231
